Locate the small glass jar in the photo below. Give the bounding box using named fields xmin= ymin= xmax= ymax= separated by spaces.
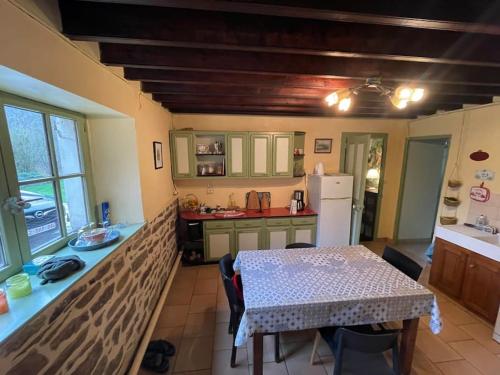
xmin=0 ymin=288 xmax=9 ymax=314
xmin=6 ymin=273 xmax=32 ymax=299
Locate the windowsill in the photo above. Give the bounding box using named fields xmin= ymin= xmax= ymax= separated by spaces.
xmin=0 ymin=222 xmax=145 ymax=344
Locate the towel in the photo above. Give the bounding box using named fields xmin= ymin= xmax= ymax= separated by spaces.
xmin=37 ymin=255 xmax=85 ymax=285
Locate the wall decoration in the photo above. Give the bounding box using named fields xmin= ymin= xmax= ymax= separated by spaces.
xmin=470 ymin=149 xmax=489 ymax=161
xmin=470 ymin=182 xmax=490 ymax=202
xmin=314 ymin=138 xmax=332 ymax=153
xmin=153 ymin=141 xmax=163 ymax=169
xmin=475 ymin=169 xmax=495 ymax=181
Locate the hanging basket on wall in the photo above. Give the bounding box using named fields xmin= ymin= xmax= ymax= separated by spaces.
xmin=440 ymin=216 xmax=458 ymax=225
xmin=447 ymin=179 xmax=462 ymax=188
xmin=443 ymin=197 xmax=461 ymax=207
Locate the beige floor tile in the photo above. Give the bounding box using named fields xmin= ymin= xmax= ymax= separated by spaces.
xmin=247 ymin=334 xmax=280 ymax=364
xmin=409 ymin=347 xmax=442 ymax=375
xmin=166 ymin=287 xmax=193 ymax=306
xmin=450 ymin=340 xmax=500 ymax=375
xmin=436 ymin=359 xmax=483 ymax=375
xmin=198 ymin=265 xmax=219 ymax=280
xmin=439 ymin=301 xmax=478 ymax=326
xmin=194 ymin=277 xmax=218 ymax=295
xmin=315 ymin=335 xmax=334 ymax=358
xmin=249 ymin=361 xmax=288 ymax=375
xmin=320 ymin=355 xmax=335 ymax=375
xmin=190 ymin=294 xmax=217 ymax=314
xmin=183 ymin=312 xmax=216 ymax=338
xmin=212 ymin=348 xmax=249 ymax=375
xmin=157 ymin=305 xmax=190 ymax=328
xmin=174 ymin=336 xmax=214 ymax=372
xmin=280 ymin=329 xmax=316 ymax=344
xmin=415 ymin=329 xmax=462 ymax=363
xmin=281 ymin=341 xmax=327 ymax=375
xmin=459 ymin=322 xmax=500 ymax=354
xmin=151 ymin=326 xmax=184 ymax=343
xmin=428 ymin=316 xmax=472 ymax=343
xmin=216 ymin=307 xmax=231 ymax=324
xmin=214 ymin=322 xmax=235 ymax=350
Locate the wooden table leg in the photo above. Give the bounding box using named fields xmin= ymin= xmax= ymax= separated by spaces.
xmin=400 ymin=318 xmax=419 ymax=375
xmin=253 ymin=332 xmax=264 ymax=375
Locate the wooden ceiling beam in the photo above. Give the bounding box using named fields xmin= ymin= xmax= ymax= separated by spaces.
xmin=129 ymin=69 xmax=500 ymax=95
xmin=100 ymin=44 xmax=500 ymax=86
xmin=146 ymin=84 xmax=492 ymax=105
xmin=60 ymin=2 xmax=500 ymax=66
xmin=77 ymin=1 xmax=500 ymax=35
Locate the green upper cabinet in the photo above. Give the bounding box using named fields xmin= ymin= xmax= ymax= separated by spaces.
xmin=169 ymin=130 xmax=297 ymax=180
xmin=170 ymin=132 xmax=194 ymax=178
xmin=250 ymin=133 xmax=272 ymax=177
xmin=272 ymin=133 xmax=294 ymax=177
xmin=227 ymin=133 xmax=248 ymax=177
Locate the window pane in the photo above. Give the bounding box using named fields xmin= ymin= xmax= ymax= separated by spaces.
xmin=4 ymin=106 xmax=52 ymax=181
xmin=50 ymin=115 xmax=82 ymax=176
xmin=21 ymin=182 xmax=62 ymax=252
xmin=60 ymin=177 xmax=88 ymax=233
xmin=0 ymin=236 xmax=5 ymax=269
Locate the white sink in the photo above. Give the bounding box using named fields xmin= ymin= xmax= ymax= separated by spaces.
xmin=473 ymin=234 xmax=500 ymax=246
xmin=435 ymin=225 xmax=500 ymax=262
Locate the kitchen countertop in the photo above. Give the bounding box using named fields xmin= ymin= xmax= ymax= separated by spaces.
xmin=180 ymin=207 xmax=317 ymax=221
xmin=435 ymin=224 xmax=500 ymax=262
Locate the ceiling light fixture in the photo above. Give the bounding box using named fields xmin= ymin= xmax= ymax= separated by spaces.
xmin=324 ymin=78 xmax=425 ymax=112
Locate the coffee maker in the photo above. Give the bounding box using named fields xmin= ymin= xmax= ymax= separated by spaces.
xmin=293 ymin=190 xmax=305 ymax=211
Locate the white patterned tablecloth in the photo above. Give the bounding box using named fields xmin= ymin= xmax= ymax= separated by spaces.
xmin=233 ymin=246 xmax=441 ymax=346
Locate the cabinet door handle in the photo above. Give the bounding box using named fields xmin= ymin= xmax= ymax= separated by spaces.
xmin=469 ymin=264 xmax=476 ymax=268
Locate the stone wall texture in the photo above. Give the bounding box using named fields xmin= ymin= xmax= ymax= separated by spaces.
xmin=0 ymin=199 xmax=178 ymax=375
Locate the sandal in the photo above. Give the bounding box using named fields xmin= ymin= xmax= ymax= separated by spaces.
xmin=141 ymin=352 xmax=170 ymax=373
xmin=147 ymin=340 xmax=176 ymax=357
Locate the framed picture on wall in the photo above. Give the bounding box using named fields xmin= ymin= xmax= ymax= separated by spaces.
xmin=314 ymin=138 xmax=332 ymax=153
xmin=153 ymin=141 xmax=163 ymax=169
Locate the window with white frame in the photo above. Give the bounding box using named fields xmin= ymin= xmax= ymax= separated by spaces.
xmin=0 ymin=92 xmax=94 ymax=281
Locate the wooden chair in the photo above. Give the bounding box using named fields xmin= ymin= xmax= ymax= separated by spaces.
xmin=218 ymin=254 xmax=280 ymax=367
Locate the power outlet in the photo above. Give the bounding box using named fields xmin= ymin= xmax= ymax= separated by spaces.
xmin=207 ymin=183 xmax=214 ymax=194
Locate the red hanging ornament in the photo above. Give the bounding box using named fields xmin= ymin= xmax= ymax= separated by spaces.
xmin=470 ymin=150 xmax=489 ymax=161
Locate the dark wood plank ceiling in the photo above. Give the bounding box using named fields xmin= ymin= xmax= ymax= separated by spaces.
xmin=59 ymin=0 xmax=500 ymax=118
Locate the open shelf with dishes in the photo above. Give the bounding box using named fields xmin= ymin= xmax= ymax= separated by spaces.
xmin=194 ymin=133 xmax=226 ymax=177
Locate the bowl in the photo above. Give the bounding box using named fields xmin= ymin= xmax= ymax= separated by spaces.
xmin=80 ymin=228 xmax=107 ymax=243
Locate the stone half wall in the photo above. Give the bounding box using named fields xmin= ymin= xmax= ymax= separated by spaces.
xmin=0 ymin=199 xmax=179 ymax=375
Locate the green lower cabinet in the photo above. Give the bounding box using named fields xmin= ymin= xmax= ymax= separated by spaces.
xmin=291 ymin=225 xmax=317 ymax=245
xmin=235 ymin=228 xmax=263 ymax=255
xmin=265 ymin=226 xmax=291 ymax=249
xmin=204 ymin=227 xmax=235 ymax=261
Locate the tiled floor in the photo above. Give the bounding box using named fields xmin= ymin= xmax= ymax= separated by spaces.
xmin=139 ymin=243 xmax=500 ymax=375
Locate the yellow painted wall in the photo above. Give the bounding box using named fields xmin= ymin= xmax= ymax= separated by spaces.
xmin=0 ymin=0 xmax=175 ymax=220
xmin=409 ymin=103 xmax=500 ymax=225
xmin=173 ymin=114 xmax=408 ymax=238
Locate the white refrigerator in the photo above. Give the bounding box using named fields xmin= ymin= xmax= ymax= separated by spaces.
xmin=308 ymin=174 xmax=354 ymax=246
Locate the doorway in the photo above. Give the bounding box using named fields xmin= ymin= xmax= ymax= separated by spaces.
xmin=395 ymin=136 xmax=450 ymax=242
xmin=340 ymin=133 xmax=387 ymax=245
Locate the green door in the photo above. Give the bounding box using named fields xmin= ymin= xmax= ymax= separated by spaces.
xmin=170 ymin=132 xmax=194 ymax=178
xmin=272 ymin=133 xmax=294 ymax=177
xmin=341 ymin=135 xmax=370 ymax=245
xmin=250 ymin=133 xmax=271 ymax=177
xmin=227 ymin=133 xmax=248 ymax=177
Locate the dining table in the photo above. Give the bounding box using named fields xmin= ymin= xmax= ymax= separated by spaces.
xmin=233 ymin=245 xmax=442 ymax=375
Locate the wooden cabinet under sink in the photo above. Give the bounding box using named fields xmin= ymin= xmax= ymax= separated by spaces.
xmin=430 ymin=238 xmax=500 ymax=323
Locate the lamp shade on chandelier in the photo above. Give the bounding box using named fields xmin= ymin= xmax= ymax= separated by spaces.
xmin=325 ymin=78 xmax=425 ymax=112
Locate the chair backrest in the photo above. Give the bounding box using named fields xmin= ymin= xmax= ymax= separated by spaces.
xmin=335 ymin=328 xmax=400 ymax=354
xmin=382 ymin=246 xmax=422 ymax=281
xmin=218 ymin=254 xmax=243 ymax=313
xmin=285 ymin=242 xmax=316 ymax=249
